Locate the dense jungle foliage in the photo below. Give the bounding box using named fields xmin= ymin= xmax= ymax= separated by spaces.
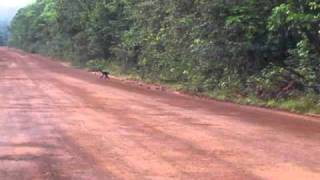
xmin=9 ymin=0 xmax=320 ymax=113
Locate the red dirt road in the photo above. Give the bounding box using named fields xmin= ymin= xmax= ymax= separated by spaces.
xmin=0 ymin=47 xmax=319 ymax=180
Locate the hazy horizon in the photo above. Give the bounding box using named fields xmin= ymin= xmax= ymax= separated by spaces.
xmin=0 ymin=0 xmax=34 ymax=23
xmin=0 ymin=0 xmax=33 ymax=8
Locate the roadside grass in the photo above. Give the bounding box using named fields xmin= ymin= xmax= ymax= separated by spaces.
xmin=20 ymin=50 xmax=320 ymax=116
xmin=275 ymin=97 xmax=320 ymax=114
xmin=76 ymin=62 xmax=320 ymax=116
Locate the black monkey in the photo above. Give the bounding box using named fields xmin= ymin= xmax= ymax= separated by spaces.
xmin=99 ymin=70 xmax=110 ymax=79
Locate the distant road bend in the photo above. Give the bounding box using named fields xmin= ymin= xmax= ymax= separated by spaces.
xmin=0 ymin=47 xmax=319 ymax=180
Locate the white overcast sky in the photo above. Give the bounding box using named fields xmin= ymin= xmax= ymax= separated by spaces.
xmin=0 ymin=0 xmax=34 ymax=8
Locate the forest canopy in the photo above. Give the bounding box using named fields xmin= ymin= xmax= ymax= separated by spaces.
xmin=9 ymin=0 xmax=320 ymax=112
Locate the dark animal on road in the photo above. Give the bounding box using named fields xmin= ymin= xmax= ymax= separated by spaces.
xmin=99 ymin=70 xmax=110 ymax=79
xmin=89 ymin=69 xmax=110 ymax=80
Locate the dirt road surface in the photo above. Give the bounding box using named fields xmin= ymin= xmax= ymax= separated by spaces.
xmin=0 ymin=47 xmax=319 ymax=180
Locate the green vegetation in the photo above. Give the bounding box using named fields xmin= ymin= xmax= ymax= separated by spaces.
xmin=9 ymin=0 xmax=320 ymax=114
